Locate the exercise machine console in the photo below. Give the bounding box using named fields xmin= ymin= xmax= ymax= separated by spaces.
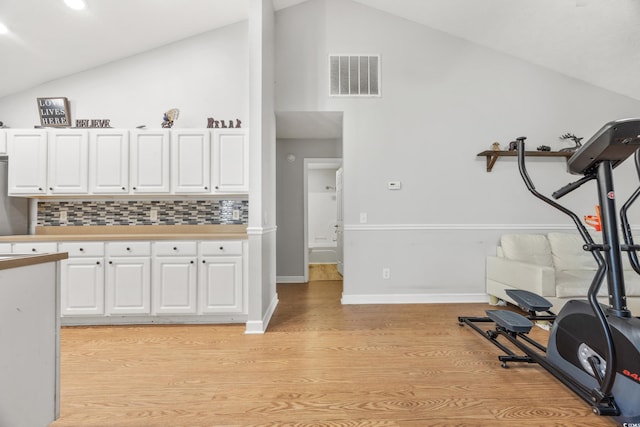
xmin=459 ymin=118 xmax=640 ymax=423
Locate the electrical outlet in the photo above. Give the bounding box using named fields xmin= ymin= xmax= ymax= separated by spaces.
xmin=232 ymin=209 xmax=240 ymax=221
xmin=150 ymin=208 xmax=158 ymax=221
xmin=60 ymin=210 xmax=67 ymax=222
xmin=382 ymin=268 xmax=390 ymax=279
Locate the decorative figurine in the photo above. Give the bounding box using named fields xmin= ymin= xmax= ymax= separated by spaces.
xmin=161 ymin=109 xmax=180 ymax=128
xmin=207 ymin=117 xmax=242 ymax=129
xmin=491 ymin=142 xmax=500 ymax=151
xmin=537 ymin=145 xmax=551 ymax=151
xmin=559 ymin=133 xmax=583 ymax=152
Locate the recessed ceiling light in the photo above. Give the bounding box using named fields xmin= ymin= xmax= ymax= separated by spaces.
xmin=0 ymin=22 xmax=8 ymax=35
xmin=64 ymin=0 xmax=86 ymax=10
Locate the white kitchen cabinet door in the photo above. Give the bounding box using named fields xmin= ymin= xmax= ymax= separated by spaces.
xmin=106 ymin=257 xmax=151 ymax=314
xmin=171 ymin=130 xmax=211 ymax=194
xmin=48 ymin=129 xmax=89 ymax=194
xmin=130 ymin=129 xmax=170 ymax=193
xmin=60 ymin=257 xmax=105 ymax=316
xmin=199 ymin=256 xmax=243 ymax=314
xmin=90 ymin=129 xmax=129 ymax=194
xmin=153 ymin=257 xmax=198 ymax=314
xmin=212 ymin=129 xmax=248 ymax=193
xmin=7 ymin=130 xmax=48 ymax=195
xmin=0 ymin=129 xmax=6 ymax=154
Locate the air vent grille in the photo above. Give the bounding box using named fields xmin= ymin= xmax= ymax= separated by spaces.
xmin=329 ymin=55 xmax=380 ymax=96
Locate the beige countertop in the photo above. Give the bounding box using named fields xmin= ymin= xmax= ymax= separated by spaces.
xmin=0 ymin=225 xmax=248 ymax=242
xmin=0 ymin=252 xmax=68 ymax=270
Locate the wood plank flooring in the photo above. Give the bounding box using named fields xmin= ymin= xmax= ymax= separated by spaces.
xmin=51 ymin=281 xmax=618 ymax=427
xmin=309 ymin=264 xmax=342 ymax=281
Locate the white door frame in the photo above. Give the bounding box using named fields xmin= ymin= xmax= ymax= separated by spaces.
xmin=303 ymin=158 xmax=343 ymax=282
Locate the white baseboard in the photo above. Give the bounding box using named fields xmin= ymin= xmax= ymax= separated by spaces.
xmin=276 ymin=276 xmax=306 ymax=283
xmin=245 ymin=293 xmax=279 ymax=334
xmin=340 ymin=293 xmax=490 ymax=305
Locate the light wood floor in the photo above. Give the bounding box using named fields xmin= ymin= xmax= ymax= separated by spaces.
xmin=51 ymin=281 xmax=617 ymax=427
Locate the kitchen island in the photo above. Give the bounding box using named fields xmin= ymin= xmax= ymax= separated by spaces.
xmin=0 ymin=251 xmax=68 ymax=427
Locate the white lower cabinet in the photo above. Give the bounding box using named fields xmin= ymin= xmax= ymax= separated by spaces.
xmin=13 ymin=238 xmax=246 ymax=323
xmin=106 ymin=242 xmax=151 ymax=315
xmin=199 ymin=241 xmax=243 ymax=314
xmin=152 ymin=242 xmax=198 ymax=314
xmin=59 ymin=242 xmax=105 ymax=316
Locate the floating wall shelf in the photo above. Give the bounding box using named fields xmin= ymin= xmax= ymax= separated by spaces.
xmin=477 ymin=150 xmax=573 ymax=172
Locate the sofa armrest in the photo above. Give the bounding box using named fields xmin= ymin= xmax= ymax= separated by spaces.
xmin=487 ymin=256 xmax=556 ymax=297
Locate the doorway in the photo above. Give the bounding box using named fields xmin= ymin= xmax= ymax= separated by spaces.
xmin=275 ymin=111 xmax=343 ymax=284
xmin=304 ymin=159 xmax=343 ymax=282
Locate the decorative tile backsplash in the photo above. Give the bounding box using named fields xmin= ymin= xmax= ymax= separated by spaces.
xmin=38 ymin=200 xmax=249 ymax=226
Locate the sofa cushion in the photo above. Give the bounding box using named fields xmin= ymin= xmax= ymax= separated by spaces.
xmin=548 ymin=232 xmax=597 ymax=271
xmin=500 ymin=234 xmax=553 ymax=267
xmin=555 ymin=270 xmax=607 ymax=297
xmin=556 ymin=270 xmax=640 ymax=298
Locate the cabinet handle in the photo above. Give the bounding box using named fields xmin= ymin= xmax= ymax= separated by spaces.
xmin=219 ymin=246 xmax=224 ymax=251
xmin=173 ymin=247 xmax=178 ymax=251
xmin=215 ymin=186 xmax=219 ymax=190
xmin=79 ymin=248 xmax=84 ymax=252
xmin=202 ymin=260 xmax=206 ymax=264
xmin=204 ymin=186 xmax=208 ymax=190
xmin=38 ymin=187 xmax=43 ymax=191
xmin=190 ymin=260 xmax=194 ymax=264
xmin=31 ymin=248 xmax=37 ymax=252
xmin=96 ymin=261 xmax=101 ymax=265
xmin=49 ymin=187 xmax=53 ymax=191
xmin=122 ymin=187 xmax=126 ymax=190
xmin=133 ymin=187 xmax=137 ymax=190
xmin=126 ymin=247 xmax=131 ymax=251
xmin=109 ymin=261 xmax=113 ymax=264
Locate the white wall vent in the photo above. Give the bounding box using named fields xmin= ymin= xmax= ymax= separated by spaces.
xmin=329 ymin=55 xmax=380 ymax=96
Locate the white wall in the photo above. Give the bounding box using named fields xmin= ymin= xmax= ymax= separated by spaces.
xmin=246 ymin=0 xmax=278 ymax=333
xmin=0 ymin=22 xmax=248 ymax=129
xmin=275 ymin=0 xmax=640 ymax=303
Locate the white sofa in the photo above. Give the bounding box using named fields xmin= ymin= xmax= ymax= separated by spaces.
xmin=487 ymin=232 xmax=640 ymax=315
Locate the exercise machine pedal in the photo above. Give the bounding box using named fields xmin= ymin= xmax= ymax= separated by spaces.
xmin=505 ymin=289 xmax=553 ymax=312
xmin=486 ymin=310 xmax=533 ymax=334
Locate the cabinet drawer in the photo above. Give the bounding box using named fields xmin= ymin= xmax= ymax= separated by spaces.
xmin=153 ymin=241 xmax=197 ymax=256
xmin=107 ymin=241 xmax=151 ymax=256
xmin=12 ymin=242 xmax=58 ymax=254
xmin=199 ymin=241 xmax=242 ymax=256
xmin=59 ymin=242 xmax=105 ymax=257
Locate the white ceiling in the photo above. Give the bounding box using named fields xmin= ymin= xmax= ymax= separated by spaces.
xmin=0 ymin=0 xmax=639 ymax=102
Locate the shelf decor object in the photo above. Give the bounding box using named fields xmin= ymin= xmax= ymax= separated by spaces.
xmin=477 ymin=150 xmax=573 ymax=172
xmin=37 ymin=97 xmax=71 ymax=127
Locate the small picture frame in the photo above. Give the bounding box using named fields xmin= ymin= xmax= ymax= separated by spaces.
xmin=37 ymin=97 xmax=71 ymax=127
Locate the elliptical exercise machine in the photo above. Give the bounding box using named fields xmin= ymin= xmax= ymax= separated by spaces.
xmin=459 ymin=118 xmax=640 ymax=423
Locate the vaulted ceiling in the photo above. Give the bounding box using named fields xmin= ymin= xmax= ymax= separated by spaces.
xmin=0 ymin=0 xmax=639 ymax=100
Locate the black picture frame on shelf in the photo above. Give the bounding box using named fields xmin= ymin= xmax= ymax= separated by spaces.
xmin=37 ymin=97 xmax=71 ymax=127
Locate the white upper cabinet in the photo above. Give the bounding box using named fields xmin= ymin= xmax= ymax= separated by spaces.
xmin=171 ymin=129 xmax=211 ymax=194
xmin=130 ymin=129 xmax=170 ymax=194
xmin=212 ymin=129 xmax=249 ymax=193
xmin=48 ymin=129 xmax=89 ymax=194
xmin=90 ymin=129 xmax=129 ymax=194
xmin=4 ymin=127 xmax=248 ymax=197
xmin=0 ymin=129 xmax=7 ymax=154
xmin=7 ymin=130 xmax=48 ymax=195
